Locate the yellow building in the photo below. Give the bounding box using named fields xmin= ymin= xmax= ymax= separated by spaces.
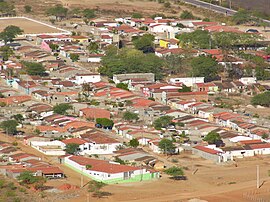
xmin=159 ymin=38 xmax=179 ymax=49
xmin=71 ymin=35 xmax=89 ymax=43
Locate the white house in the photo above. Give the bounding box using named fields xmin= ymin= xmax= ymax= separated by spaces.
xmin=87 ymin=54 xmax=104 ymax=63
xmin=74 ymin=74 xmax=101 ymax=84
xmin=149 ymin=24 xmax=174 ymax=33
xmin=62 ymin=155 xmax=159 ymax=183
xmin=30 ymin=140 xmax=66 ymax=156
xmin=169 ymin=77 xmax=205 ymax=87
xmin=239 ymin=77 xmax=257 ymax=85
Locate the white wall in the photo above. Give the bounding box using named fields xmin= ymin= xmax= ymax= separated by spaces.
xmin=170 ymin=77 xmax=205 ymax=87
xmin=75 ymin=75 xmax=101 ymax=84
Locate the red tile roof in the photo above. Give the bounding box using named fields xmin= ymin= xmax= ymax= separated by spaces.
xmin=80 ymin=108 xmax=110 ymax=119
xmin=194 ymin=145 xmax=221 ymax=155
xmin=62 ymin=138 xmax=87 ymax=145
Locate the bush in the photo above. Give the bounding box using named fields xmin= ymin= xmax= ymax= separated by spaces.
xmin=164 ymin=166 xmax=184 ymax=176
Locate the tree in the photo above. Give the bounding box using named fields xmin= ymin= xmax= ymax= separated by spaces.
xmin=22 ymin=61 xmax=46 ymax=76
xmin=164 ymin=54 xmax=184 ymax=75
xmin=180 ymin=10 xmax=195 ymax=19
xmin=0 ymin=25 xmax=23 ymax=44
xmin=129 ymin=138 xmax=139 ymax=148
xmin=17 ymin=171 xmax=46 ymax=189
xmin=176 ymin=30 xmax=211 ymax=49
xmin=158 ymin=139 xmax=176 ymax=154
xmin=0 ymin=45 xmax=14 ymax=61
xmin=153 ymin=116 xmax=173 ymax=130
xmin=132 ymin=13 xmax=143 ymax=19
xmin=87 ymin=41 xmax=99 ymax=53
xmin=47 ymin=4 xmax=68 ymax=20
xmin=53 ymin=103 xmax=73 ymax=115
xmin=88 ymin=180 xmax=110 ymax=198
xmin=0 ymin=1 xmax=15 ymax=16
xmin=232 ymin=9 xmax=254 ymax=25
xmin=178 ymin=84 xmax=191 ymax=92
xmin=133 ymin=34 xmax=155 ymax=53
xmin=123 ymin=111 xmax=139 ymax=121
xmin=83 ymin=9 xmax=96 ymax=19
xmin=24 ymin=5 xmax=32 ymax=13
xmin=12 ymin=114 xmax=24 ymax=126
xmin=116 ymin=83 xmax=129 ymax=91
xmin=164 ymin=166 xmax=184 ymax=176
xmin=203 ymin=131 xmax=221 ymax=144
xmin=164 ymin=2 xmax=171 ymax=8
xmin=96 ymin=118 xmax=114 ymax=128
xmin=251 ymin=92 xmax=270 ymax=107
xmin=0 ymin=120 xmax=18 ymax=134
xmin=65 ymin=143 xmax=80 ymax=154
xmin=70 ymin=53 xmax=79 ymax=62
xmin=100 ymin=47 xmax=164 ymax=79
xmin=49 ymin=43 xmax=59 ymax=52
xmin=191 ymin=55 xmax=219 ymax=82
xmin=262 ymin=134 xmax=269 ymax=139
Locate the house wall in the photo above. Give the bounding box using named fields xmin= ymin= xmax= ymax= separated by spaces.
xmin=192 ymin=148 xmax=221 ymax=163
xmin=170 ymin=77 xmax=204 ymax=87
xmin=75 ymin=75 xmax=101 ymax=84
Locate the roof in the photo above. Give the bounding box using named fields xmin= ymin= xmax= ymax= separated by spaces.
xmin=249 ymin=143 xmax=270 ymax=149
xmin=62 ymin=138 xmax=87 ymax=145
xmin=68 ymin=156 xmax=140 ymax=174
xmin=80 ymin=108 xmax=111 ymax=119
xmin=193 ymin=145 xmax=221 ymax=155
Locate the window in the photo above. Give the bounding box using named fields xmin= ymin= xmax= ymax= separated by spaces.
xmin=108 ymin=174 xmax=110 ymax=177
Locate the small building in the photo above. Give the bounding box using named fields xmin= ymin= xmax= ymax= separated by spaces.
xmin=74 ymin=74 xmax=101 ymax=84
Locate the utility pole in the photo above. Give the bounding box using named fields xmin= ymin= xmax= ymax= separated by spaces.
xmin=81 ymin=167 xmax=84 ymax=188
xmin=256 ymin=165 xmax=260 ymax=189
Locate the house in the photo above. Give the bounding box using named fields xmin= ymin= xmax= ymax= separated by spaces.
xmin=74 ymin=74 xmax=101 ymax=84
xmin=79 ymin=107 xmax=111 ymax=120
xmin=87 ymin=54 xmax=104 ymax=63
xmin=61 ymin=155 xmax=159 ymax=183
xmin=71 ymin=35 xmax=89 ymax=43
xmin=169 ymin=77 xmax=204 ymax=87
xmin=239 ymin=77 xmax=257 ymax=85
xmin=113 ymin=73 xmax=155 ymax=84
xmin=193 ymin=83 xmax=218 ymax=94
xmin=30 ymin=140 xmax=66 ymax=156
xmin=192 ymin=145 xmax=223 ymax=163
xmin=159 ymin=38 xmax=179 ymax=49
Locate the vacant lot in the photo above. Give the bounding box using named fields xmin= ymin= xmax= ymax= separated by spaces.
xmin=230 ymin=0 xmax=270 ymax=13
xmin=0 ymin=18 xmax=66 ymax=35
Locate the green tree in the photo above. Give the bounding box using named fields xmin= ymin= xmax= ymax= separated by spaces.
xmin=180 ymin=10 xmax=195 ymax=19
xmin=123 ymin=111 xmax=139 ymax=121
xmin=191 ymin=55 xmax=219 ymax=82
xmin=251 ymin=92 xmax=270 ymax=107
xmin=88 ymin=180 xmax=109 ymax=198
xmin=100 ymin=47 xmax=164 ymax=79
xmin=24 ymin=5 xmax=32 ymax=13
xmin=176 ymin=30 xmax=211 ymax=49
xmin=96 ymin=118 xmax=114 ymax=128
xmin=12 ymin=114 xmax=24 ymax=126
xmin=65 ymin=143 xmax=80 ymax=154
xmin=0 ymin=25 xmax=23 ymax=44
xmin=49 ymin=43 xmax=59 ymax=52
xmin=129 ymin=138 xmax=139 ymax=148
xmin=164 ymin=166 xmax=184 ymax=176
xmin=203 ymin=131 xmax=221 ymax=144
xmin=83 ymin=9 xmax=95 ymax=19
xmin=116 ymin=83 xmax=129 ymax=91
xmin=262 ymin=134 xmax=269 ymax=139
xmin=158 ymin=138 xmax=176 ymax=154
xmin=0 ymin=1 xmax=15 ymax=16
xmin=132 ymin=13 xmax=143 ymax=19
xmin=53 ymin=103 xmax=73 ymax=115
xmin=153 ymin=116 xmax=173 ymax=130
xmin=87 ymin=41 xmax=99 ymax=53
xmin=164 ymin=1 xmax=171 ymax=8
xmin=0 ymin=120 xmax=18 ymax=134
xmin=232 ymin=9 xmax=253 ymax=25
xmin=70 ymin=53 xmax=79 ymax=62
xmin=133 ymin=34 xmax=155 ymax=53
xmin=17 ymin=171 xmax=46 ymax=189
xmin=0 ymin=46 xmax=14 ymax=61
xmin=164 ymin=54 xmax=185 ymax=74
xmin=178 ymin=84 xmax=191 ymax=92
xmin=47 ymin=4 xmax=68 ymax=19
xmin=22 ymin=61 xmax=46 ymax=76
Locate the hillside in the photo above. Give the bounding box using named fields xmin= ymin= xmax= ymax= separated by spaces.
xmin=231 ymin=0 xmax=270 ymax=13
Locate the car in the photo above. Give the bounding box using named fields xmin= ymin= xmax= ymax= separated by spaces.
xmin=246 ymin=29 xmax=259 ymax=33
xmin=169 ymin=176 xmax=187 ymax=180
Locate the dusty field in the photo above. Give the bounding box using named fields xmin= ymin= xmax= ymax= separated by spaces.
xmin=230 ymin=0 xmax=270 ymax=13
xmin=0 ymin=18 xmax=65 ymax=34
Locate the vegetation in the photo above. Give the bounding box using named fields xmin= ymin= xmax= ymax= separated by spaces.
xmin=12 ymin=114 xmax=24 ymax=126
xmin=180 ymin=10 xmax=195 ymax=19
xmin=0 ymin=1 xmax=15 ymax=16
xmin=88 ymin=181 xmax=111 ymax=198
xmin=176 ymin=30 xmax=211 ymax=49
xmin=123 ymin=111 xmax=139 ymax=121
xmin=96 ymin=118 xmax=114 ymax=128
xmin=65 ymin=143 xmax=80 ymax=154
xmin=132 ymin=13 xmax=143 ymax=19
xmin=53 ymin=103 xmax=73 ymax=115
xmin=153 ymin=116 xmax=173 ymax=130
xmin=116 ymin=83 xmax=129 ymax=91
xmin=178 ymin=84 xmax=191 ymax=92
xmin=158 ymin=139 xmax=176 ymax=154
xmin=87 ymin=41 xmax=99 ymax=53
xmin=203 ymin=131 xmax=221 ymax=144
xmin=251 ymin=92 xmax=270 ymax=107
xmin=47 ymin=4 xmax=68 ymax=20
xmin=0 ymin=120 xmax=18 ymax=134
xmin=191 ymin=55 xmax=219 ymax=82
xmin=132 ymin=34 xmax=155 ymax=53
xmin=164 ymin=166 xmax=184 ymax=176
xmin=17 ymin=171 xmax=46 ymax=190
xmin=0 ymin=45 xmax=14 ymax=61
xmin=22 ymin=61 xmax=46 ymax=76
xmin=83 ymin=9 xmax=96 ymax=19
xmin=0 ymin=25 xmax=23 ymax=44
xmin=129 ymin=138 xmax=139 ymax=148
xmin=70 ymin=53 xmax=80 ymax=62
xmin=100 ymin=46 xmax=164 ymax=79
xmin=24 ymin=5 xmax=32 ymax=13
xmin=231 ymin=9 xmax=255 ymax=25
